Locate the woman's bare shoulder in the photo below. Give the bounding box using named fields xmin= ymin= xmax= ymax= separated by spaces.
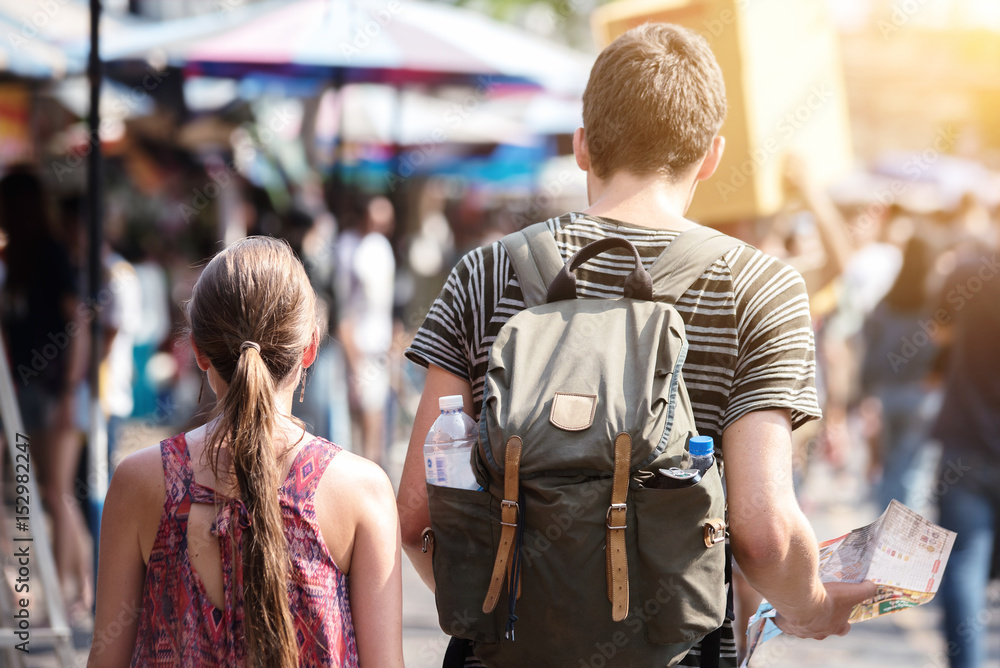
xmin=112 ymin=443 xmax=166 ymax=495
xmin=311 ymin=444 xmax=397 ymax=573
xmin=320 ymin=446 xmax=395 ymax=504
xmin=108 ymin=441 xmax=169 ymax=556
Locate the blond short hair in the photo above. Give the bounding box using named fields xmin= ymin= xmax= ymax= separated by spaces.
xmin=582 ymin=23 xmax=727 ymax=181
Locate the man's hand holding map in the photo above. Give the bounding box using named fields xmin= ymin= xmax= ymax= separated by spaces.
xmin=742 ymin=500 xmax=957 ymax=666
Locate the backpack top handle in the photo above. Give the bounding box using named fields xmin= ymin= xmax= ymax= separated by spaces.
xmin=546 ymin=236 xmax=653 ymax=303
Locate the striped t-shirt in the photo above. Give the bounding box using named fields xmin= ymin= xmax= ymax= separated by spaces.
xmin=406 ymin=212 xmax=822 ymax=666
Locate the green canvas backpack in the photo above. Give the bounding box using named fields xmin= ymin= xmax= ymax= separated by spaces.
xmin=426 ymin=223 xmax=742 ymax=667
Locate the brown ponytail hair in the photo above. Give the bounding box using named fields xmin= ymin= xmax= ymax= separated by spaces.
xmin=187 ymin=236 xmax=317 ymax=668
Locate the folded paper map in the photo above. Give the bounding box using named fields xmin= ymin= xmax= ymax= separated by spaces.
xmin=741 ymin=500 xmax=956 ymax=667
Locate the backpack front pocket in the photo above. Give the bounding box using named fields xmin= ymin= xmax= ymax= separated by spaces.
xmin=427 ymin=484 xmax=500 ymax=643
xmin=632 ymin=466 xmax=727 ymax=647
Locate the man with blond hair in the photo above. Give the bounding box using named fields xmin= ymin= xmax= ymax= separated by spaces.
xmin=398 ymin=23 xmax=874 ymax=667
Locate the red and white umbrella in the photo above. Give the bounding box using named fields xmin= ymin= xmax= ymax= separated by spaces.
xmin=109 ymin=0 xmax=592 ymax=96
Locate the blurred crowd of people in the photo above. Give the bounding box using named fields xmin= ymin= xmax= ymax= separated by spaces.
xmin=0 ymin=151 xmax=520 ymax=617
xmin=1 ymin=142 xmax=999 ymax=665
xmin=715 ymin=159 xmax=1000 ymax=667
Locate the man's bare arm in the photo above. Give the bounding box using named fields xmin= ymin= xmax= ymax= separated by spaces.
xmin=724 ymin=409 xmax=876 ymax=638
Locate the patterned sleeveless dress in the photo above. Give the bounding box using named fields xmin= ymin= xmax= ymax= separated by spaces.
xmin=130 ymin=433 xmax=359 ymax=667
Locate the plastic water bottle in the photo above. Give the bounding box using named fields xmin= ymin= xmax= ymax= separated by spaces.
xmin=689 ymin=435 xmax=715 ymax=474
xmin=424 ymin=395 xmax=480 ymax=490
xmin=654 ymin=435 xmax=716 ymax=489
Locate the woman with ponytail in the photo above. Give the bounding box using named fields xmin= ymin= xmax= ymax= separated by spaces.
xmin=89 ymin=237 xmax=403 ymax=667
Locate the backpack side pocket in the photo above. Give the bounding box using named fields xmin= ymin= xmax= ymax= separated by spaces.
xmin=427 ymin=484 xmax=500 ymax=643
xmin=632 ymin=466 xmax=727 ymax=646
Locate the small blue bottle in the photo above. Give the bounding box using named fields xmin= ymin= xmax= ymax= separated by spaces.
xmin=689 ymin=435 xmax=715 ymax=474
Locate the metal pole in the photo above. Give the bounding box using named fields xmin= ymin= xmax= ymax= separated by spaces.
xmin=86 ymin=0 xmax=108 ymax=569
xmin=332 ymin=70 xmax=346 ymax=224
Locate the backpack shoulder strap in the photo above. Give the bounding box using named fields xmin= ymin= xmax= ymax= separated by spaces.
xmin=650 ymin=226 xmax=743 ymax=303
xmin=499 ymin=222 xmax=564 ymax=308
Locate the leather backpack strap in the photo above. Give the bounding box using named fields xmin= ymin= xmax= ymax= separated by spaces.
xmin=649 ymin=226 xmax=743 ymax=303
xmin=499 ymin=223 xmax=564 ymax=308
xmin=606 ymin=432 xmax=631 ymax=622
xmin=483 ymin=436 xmax=523 ymax=614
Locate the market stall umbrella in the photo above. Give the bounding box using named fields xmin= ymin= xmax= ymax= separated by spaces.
xmin=104 ymin=0 xmax=591 ymax=192
xmin=106 ymin=0 xmax=592 ymax=94
xmin=337 ymin=84 xmax=533 ymax=146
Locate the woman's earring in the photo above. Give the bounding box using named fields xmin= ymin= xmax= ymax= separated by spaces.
xmin=299 ymin=370 xmax=306 ymax=403
xmin=198 ymin=373 xmax=205 ymax=404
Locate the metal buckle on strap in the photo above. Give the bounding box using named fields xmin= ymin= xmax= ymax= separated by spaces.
xmin=606 ymin=503 xmax=627 ymax=530
xmin=703 ymin=519 xmax=726 ymax=548
xmin=501 ymin=499 xmax=520 ymax=527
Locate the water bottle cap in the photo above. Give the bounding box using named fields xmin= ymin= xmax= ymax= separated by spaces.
xmin=439 ymin=395 xmax=465 ymax=411
xmin=689 ymin=435 xmax=714 ymax=457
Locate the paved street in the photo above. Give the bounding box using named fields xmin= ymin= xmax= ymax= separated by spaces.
xmin=18 ymin=435 xmax=1000 ymax=667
